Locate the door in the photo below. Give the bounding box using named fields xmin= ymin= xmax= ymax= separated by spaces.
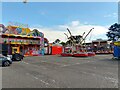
xmin=12 ymin=47 xmax=20 ymax=54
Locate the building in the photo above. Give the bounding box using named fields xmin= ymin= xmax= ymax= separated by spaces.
xmin=0 ymin=24 xmax=44 ymax=56
xmin=92 ymin=39 xmax=113 ymax=53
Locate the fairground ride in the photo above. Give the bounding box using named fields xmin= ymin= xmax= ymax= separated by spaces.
xmin=61 ymin=28 xmax=95 ymax=57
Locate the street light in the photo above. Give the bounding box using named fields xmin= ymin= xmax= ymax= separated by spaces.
xmin=23 ymin=0 xmax=27 ymax=3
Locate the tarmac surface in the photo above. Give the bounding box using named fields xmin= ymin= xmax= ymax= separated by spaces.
xmin=2 ymin=54 xmax=119 ymax=88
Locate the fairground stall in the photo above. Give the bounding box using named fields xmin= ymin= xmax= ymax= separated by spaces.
xmin=0 ymin=24 xmax=44 ymax=56
xmin=92 ymin=40 xmax=113 ymax=54
xmin=48 ymin=43 xmax=63 ymax=55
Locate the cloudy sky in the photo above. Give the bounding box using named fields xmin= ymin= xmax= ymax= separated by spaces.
xmin=2 ymin=2 xmax=118 ymax=43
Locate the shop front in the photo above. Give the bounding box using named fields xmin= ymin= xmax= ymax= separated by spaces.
xmin=1 ymin=34 xmax=43 ymax=56
xmin=0 ymin=24 xmax=45 ymax=56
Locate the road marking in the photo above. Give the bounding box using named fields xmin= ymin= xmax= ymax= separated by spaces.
xmin=40 ymin=80 xmax=49 ymax=85
xmin=26 ymin=73 xmax=39 ymax=80
xmin=26 ymin=73 xmax=50 ymax=86
xmin=22 ymin=61 xmax=29 ymax=65
xmin=41 ymin=61 xmax=64 ymax=66
xmin=61 ymin=61 xmax=96 ymax=68
xmin=104 ymin=77 xmax=118 ymax=87
xmin=34 ymin=77 xmax=39 ymax=80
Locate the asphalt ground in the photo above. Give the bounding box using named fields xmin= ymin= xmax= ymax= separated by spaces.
xmin=2 ymin=54 xmax=119 ymax=88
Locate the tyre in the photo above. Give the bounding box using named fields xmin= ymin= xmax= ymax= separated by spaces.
xmin=3 ymin=61 xmax=10 ymax=67
xmin=12 ymin=53 xmax=22 ymax=61
xmin=15 ymin=56 xmax=21 ymax=61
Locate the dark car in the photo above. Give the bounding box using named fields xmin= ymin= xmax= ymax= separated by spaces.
xmin=0 ymin=55 xmax=12 ymax=67
xmin=12 ymin=53 xmax=24 ymax=61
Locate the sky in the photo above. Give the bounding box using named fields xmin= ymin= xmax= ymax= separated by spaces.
xmin=2 ymin=2 xmax=118 ymax=43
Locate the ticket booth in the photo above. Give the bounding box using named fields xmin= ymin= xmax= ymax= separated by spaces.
xmin=12 ymin=47 xmax=20 ymax=54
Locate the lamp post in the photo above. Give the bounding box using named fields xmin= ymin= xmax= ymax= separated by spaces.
xmin=23 ymin=0 xmax=27 ymax=3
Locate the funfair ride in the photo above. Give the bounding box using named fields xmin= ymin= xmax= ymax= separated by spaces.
xmin=61 ymin=28 xmax=95 ymax=57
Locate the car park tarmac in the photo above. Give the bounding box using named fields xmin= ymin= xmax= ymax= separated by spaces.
xmin=2 ymin=54 xmax=119 ymax=88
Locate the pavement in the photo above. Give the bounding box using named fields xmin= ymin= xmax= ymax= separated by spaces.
xmin=2 ymin=54 xmax=119 ymax=88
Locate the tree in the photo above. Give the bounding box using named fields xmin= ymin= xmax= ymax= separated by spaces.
xmin=106 ymin=23 xmax=120 ymax=41
xmin=65 ymin=40 xmax=72 ymax=46
xmin=60 ymin=42 xmax=66 ymax=46
xmin=67 ymin=35 xmax=82 ymax=45
xmin=54 ymin=39 xmax=61 ymax=44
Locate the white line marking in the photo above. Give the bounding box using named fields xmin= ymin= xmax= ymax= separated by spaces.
xmin=26 ymin=73 xmax=50 ymax=86
xmin=104 ymin=77 xmax=118 ymax=87
xmin=40 ymin=80 xmax=49 ymax=85
xmin=34 ymin=77 xmax=39 ymax=80
xmin=22 ymin=61 xmax=29 ymax=65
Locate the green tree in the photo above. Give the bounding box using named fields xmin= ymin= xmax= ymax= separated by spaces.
xmin=60 ymin=42 xmax=66 ymax=46
xmin=106 ymin=23 xmax=120 ymax=41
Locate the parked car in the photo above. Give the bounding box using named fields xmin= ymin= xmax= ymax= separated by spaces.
xmin=0 ymin=55 xmax=12 ymax=67
xmin=12 ymin=53 xmax=24 ymax=61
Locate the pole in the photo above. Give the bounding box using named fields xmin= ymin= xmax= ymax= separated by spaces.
xmin=81 ymin=28 xmax=94 ymax=44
